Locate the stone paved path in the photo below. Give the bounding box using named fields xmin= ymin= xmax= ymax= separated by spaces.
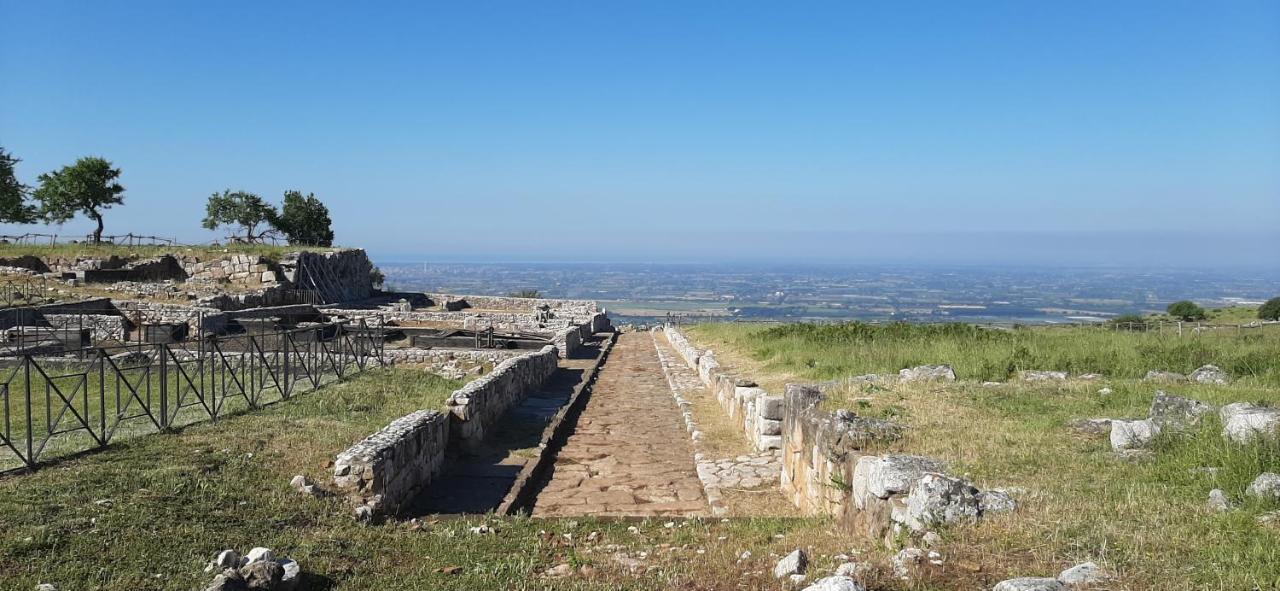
xmin=531 ymin=332 xmax=709 ymax=517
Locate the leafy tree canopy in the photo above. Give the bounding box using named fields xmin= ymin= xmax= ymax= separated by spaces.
xmin=32 ymin=156 xmax=125 ymax=243
xmin=1259 ymin=297 xmax=1280 ymax=321
xmin=1166 ymin=300 xmax=1206 ymax=321
xmin=277 ymin=190 xmax=334 ymax=247
xmin=202 ymin=190 xmax=279 ymax=242
xmin=0 ymin=147 xmax=36 ymax=224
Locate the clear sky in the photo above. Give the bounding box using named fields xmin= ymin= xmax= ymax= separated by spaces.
xmin=2 ymin=1 xmax=1277 ymax=266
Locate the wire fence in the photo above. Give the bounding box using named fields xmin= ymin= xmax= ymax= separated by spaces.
xmin=0 ymin=318 xmax=385 ymax=474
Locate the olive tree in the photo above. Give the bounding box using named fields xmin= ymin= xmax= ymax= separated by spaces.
xmin=202 ymin=190 xmax=279 ymax=243
xmin=32 ymin=156 xmax=125 ymax=243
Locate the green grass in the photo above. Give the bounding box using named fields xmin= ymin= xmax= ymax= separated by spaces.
xmin=688 ymin=321 xmax=1280 ymax=385
xmin=0 ymin=367 xmax=854 ymax=591
xmin=685 ymin=321 xmax=1280 ymax=590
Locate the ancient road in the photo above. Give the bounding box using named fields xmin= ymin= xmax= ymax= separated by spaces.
xmin=530 ymin=331 xmax=708 ymax=517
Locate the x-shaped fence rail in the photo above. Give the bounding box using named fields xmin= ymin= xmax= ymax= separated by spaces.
xmin=0 ymin=320 xmax=384 ymax=472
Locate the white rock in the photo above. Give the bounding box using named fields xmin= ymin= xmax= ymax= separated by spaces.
xmin=36 ymin=585 xmax=57 ymax=591
xmin=994 ymin=577 xmax=1065 ymax=591
xmin=1109 ymin=419 xmax=1160 ymax=451
xmin=789 ymin=574 xmax=808 ymax=585
xmin=899 ymin=365 xmax=956 ymax=382
xmin=774 ymin=548 xmax=808 ymax=578
xmin=851 ymin=454 xmax=945 ymax=508
xmin=801 ymin=576 xmax=865 ymax=591
xmin=1220 ymin=403 xmax=1280 ymax=443
xmin=279 ymin=559 xmax=301 ymax=591
xmin=1057 ymin=561 xmax=1107 ymax=586
xmin=978 ymin=489 xmax=1017 ymax=515
xmin=1208 ymin=489 xmax=1231 ymax=512
xmin=892 ymin=547 xmax=924 ymax=579
xmin=1189 ymin=364 xmax=1230 ymax=385
xmin=213 ymin=549 xmax=240 ymax=570
xmin=244 ymin=547 xmax=274 ymax=565
xmin=833 ymin=562 xmax=867 ymax=577
xmin=922 ymin=531 xmax=942 ymax=547
xmin=1097 ymin=387 xmax=1113 ymax=396
xmin=896 ymin=473 xmax=980 ymax=531
xmin=1246 ymin=473 xmax=1280 ymax=501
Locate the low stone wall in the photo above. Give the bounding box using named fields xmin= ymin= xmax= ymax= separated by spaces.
xmin=664 ymin=326 xmax=783 ymax=451
xmin=183 ymin=254 xmax=282 ymax=287
xmin=331 ymin=410 xmax=450 ymax=515
xmin=320 ymin=307 xmax=553 ymax=332
xmin=551 ymin=326 xmax=582 ymax=359
xmin=384 ymin=347 xmax=520 ymax=366
xmin=447 ymin=345 xmax=559 ymax=444
xmin=424 ymin=293 xmax=599 ymax=315
xmin=43 ymin=313 xmax=129 ymax=342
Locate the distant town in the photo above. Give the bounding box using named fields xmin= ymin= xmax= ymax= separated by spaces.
xmin=377 ymin=261 xmax=1279 ymax=325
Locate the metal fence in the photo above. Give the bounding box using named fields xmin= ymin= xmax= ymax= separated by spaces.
xmin=0 ymin=319 xmax=385 ymax=474
xmin=0 ymin=276 xmax=49 ymax=309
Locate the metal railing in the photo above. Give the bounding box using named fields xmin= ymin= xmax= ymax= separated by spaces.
xmin=0 ymin=319 xmax=385 ymax=474
xmin=0 ymin=276 xmax=49 ymax=309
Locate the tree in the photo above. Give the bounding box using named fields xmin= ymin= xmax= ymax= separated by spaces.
xmin=1166 ymin=300 xmax=1206 ymax=321
xmin=1259 ymin=297 xmax=1280 ymax=321
xmin=0 ymin=147 xmax=36 ymax=224
xmin=1108 ymin=313 xmax=1148 ymax=331
xmin=32 ymin=157 xmax=125 ymax=243
xmin=277 ymin=190 xmax=334 ymax=246
xmin=202 ymin=190 xmax=279 ymax=243
xmin=508 ymin=289 xmax=542 ymax=298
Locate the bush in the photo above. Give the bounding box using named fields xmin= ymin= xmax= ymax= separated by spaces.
xmin=1166 ymin=300 xmax=1206 ymax=321
xmin=1260 ymin=297 xmax=1280 ymax=321
xmin=508 ymin=289 xmax=541 ymax=298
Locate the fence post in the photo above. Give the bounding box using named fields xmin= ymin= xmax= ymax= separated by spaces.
xmin=23 ymin=356 xmax=33 ymax=466
xmin=158 ymin=344 xmax=169 ymax=429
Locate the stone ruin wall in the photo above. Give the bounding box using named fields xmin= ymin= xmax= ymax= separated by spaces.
xmin=668 ymin=325 xmax=1004 ymax=542
xmin=331 ymin=345 xmax=561 ymax=515
xmin=664 ymin=326 xmax=784 ymax=452
xmin=446 ymin=345 xmax=560 ymax=444
xmin=331 ymin=409 xmax=450 ymax=515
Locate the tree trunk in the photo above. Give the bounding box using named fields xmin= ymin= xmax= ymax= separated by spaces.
xmin=91 ymin=211 xmax=104 ymax=244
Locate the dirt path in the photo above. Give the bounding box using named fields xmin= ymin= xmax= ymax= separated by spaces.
xmin=531 ymin=331 xmax=708 ymax=517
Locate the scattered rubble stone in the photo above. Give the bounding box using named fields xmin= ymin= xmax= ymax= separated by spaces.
xmin=1143 ymin=370 xmax=1186 ymax=382
xmin=891 ymin=547 xmax=924 ymax=579
xmin=1057 ymin=561 xmax=1107 ymax=586
xmin=898 ymin=365 xmax=956 ymax=383
xmin=1208 ymin=489 xmax=1231 ymax=512
xmin=1096 ymin=387 xmax=1112 ymax=396
xmin=801 ymin=576 xmax=865 ymax=591
xmin=1109 ymin=419 xmax=1160 ymax=451
xmin=774 ymin=549 xmax=809 ymax=579
xmin=921 ymin=531 xmax=943 ymax=547
xmin=241 ymin=560 xmax=284 ymax=590
xmin=1148 ymin=392 xmax=1215 ymax=432
xmin=896 ymin=473 xmax=981 ymax=531
xmin=834 ymin=562 xmax=870 ymax=578
xmin=1220 ymin=403 xmax=1280 ymax=444
xmin=1189 ymin=364 xmax=1230 ymax=385
xmin=1246 ymin=473 xmax=1280 ymax=501
xmin=545 ymin=564 xmax=573 ymax=577
xmin=1077 ymin=373 xmax=1103 ymax=381
xmin=993 ymin=577 xmax=1066 ymax=591
xmin=1020 ymin=370 xmax=1068 ymax=381
xmin=851 ymin=454 xmax=945 ymax=506
xmin=977 ymin=489 xmax=1017 ymax=515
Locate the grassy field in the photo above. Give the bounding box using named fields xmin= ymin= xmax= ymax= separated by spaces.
xmin=686 ymin=321 xmax=1280 ymax=590
xmin=689 ymin=321 xmax=1280 ymax=387
xmin=0 ymin=366 xmax=863 ymax=591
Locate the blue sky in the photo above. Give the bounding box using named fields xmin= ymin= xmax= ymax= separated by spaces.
xmin=1 ymin=1 xmax=1277 ymax=265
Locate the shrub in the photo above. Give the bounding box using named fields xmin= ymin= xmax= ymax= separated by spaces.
xmin=1166 ymin=300 xmax=1206 ymax=321
xmin=1109 ymin=314 xmax=1148 ymax=331
xmin=1259 ymin=297 xmax=1280 ymax=321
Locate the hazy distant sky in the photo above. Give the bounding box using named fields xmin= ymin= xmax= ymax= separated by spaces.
xmin=2 ymin=1 xmax=1277 ymax=266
